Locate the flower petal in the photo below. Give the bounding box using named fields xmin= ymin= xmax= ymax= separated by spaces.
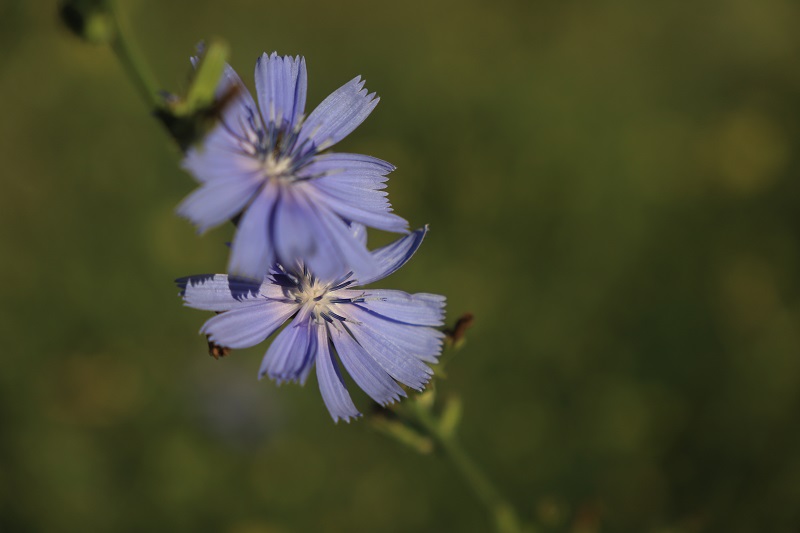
xmin=358 ymin=290 xmax=446 ymax=327
xmin=228 ymin=184 xmax=279 ymax=280
xmin=177 ymin=274 xmax=263 ymax=311
xmin=281 ymin=188 xmax=376 ymax=282
xmin=356 ymin=226 xmax=428 ymax=285
xmin=200 ymin=300 xmax=297 ymax=349
xmin=254 ymin=53 xmax=307 ymax=132
xmin=259 ymin=317 xmax=316 ymax=383
xmin=350 ymin=222 xmax=367 ymax=247
xmin=184 ymin=60 xmax=265 ymax=170
xmin=299 ymin=152 xmax=395 ymax=178
xmin=296 ymin=76 xmax=378 ymax=153
xmin=315 ymin=199 xmax=379 ymax=281
xmin=340 ymin=306 xmax=433 ymax=390
xmin=299 ymin=154 xmax=398 ymax=224
xmin=347 ymin=304 xmax=443 ymax=364
xmin=315 ymin=325 xmax=361 ymax=422
xmin=328 ymin=323 xmax=406 ymax=406
xmin=308 ymin=180 xmax=408 ymax=233
xmin=176 ymin=174 xmax=262 ymax=233
xmin=182 ymin=134 xmax=263 ymax=184
xmin=272 ymin=187 xmax=317 ymax=269
xmin=215 ymin=63 xmax=265 ymax=140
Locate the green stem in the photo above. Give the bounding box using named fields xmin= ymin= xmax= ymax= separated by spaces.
xmin=411 ymin=404 xmax=524 ymax=533
xmin=106 ymin=0 xmax=162 ymax=110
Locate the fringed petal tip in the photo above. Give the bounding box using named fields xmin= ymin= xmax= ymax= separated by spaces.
xmin=298 ymin=74 xmax=380 ymax=153
xmin=255 ymin=51 xmax=307 ymax=131
xmin=330 ymin=411 xmax=363 ymax=424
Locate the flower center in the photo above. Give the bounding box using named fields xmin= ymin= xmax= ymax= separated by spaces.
xmin=292 ymin=275 xmax=335 ymax=322
xmin=262 ymin=153 xmax=294 ymax=182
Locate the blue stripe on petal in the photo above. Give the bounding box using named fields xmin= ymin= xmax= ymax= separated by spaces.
xmin=259 ymin=317 xmax=315 ymax=383
xmin=357 ymin=290 xmax=446 ymax=327
xmin=356 ymin=227 xmax=428 ymax=285
xmin=254 ymin=53 xmax=307 ymax=132
xmin=297 ymin=77 xmax=379 ymax=153
xmin=201 ymin=300 xmax=297 ymax=349
xmin=328 ymin=324 xmax=406 ymax=406
xmin=228 ymin=184 xmax=279 ymax=280
xmin=340 ymin=307 xmax=433 ymax=390
xmin=315 ymin=325 xmax=361 ymax=422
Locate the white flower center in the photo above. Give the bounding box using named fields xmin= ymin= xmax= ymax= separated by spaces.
xmin=262 ymin=154 xmax=293 ymax=181
xmin=293 ymin=276 xmax=335 ymax=322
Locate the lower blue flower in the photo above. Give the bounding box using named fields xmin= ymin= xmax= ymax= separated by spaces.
xmin=177 ymin=227 xmax=446 ymax=422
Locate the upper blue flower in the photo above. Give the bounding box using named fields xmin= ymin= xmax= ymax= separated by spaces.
xmin=177 ymin=227 xmax=446 ymax=422
xmin=177 ymin=52 xmax=408 ymax=281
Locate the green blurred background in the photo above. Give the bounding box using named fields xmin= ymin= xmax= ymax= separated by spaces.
xmin=2 ymin=0 xmax=800 ymax=531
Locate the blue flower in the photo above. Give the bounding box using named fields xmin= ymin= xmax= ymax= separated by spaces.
xmin=177 ymin=52 xmax=408 ymax=281
xmin=177 ymin=227 xmax=446 ymax=422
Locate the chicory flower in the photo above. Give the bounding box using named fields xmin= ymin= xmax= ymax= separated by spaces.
xmin=177 ymin=52 xmax=407 ymax=281
xmin=177 ymin=227 xmax=445 ymax=422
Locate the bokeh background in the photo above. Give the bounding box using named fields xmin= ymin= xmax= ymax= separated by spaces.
xmin=2 ymin=0 xmax=800 ymax=531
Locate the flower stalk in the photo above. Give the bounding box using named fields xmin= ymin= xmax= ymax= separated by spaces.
xmin=105 ymin=0 xmax=161 ymax=110
xmin=61 ymin=0 xmax=232 ymax=150
xmin=373 ymin=318 xmax=526 ymax=533
xmin=408 ymin=398 xmax=523 ymax=533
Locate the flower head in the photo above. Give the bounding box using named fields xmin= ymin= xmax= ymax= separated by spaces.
xmin=177 ymin=227 xmax=445 ymax=422
xmin=177 ymin=52 xmax=408 ymax=281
